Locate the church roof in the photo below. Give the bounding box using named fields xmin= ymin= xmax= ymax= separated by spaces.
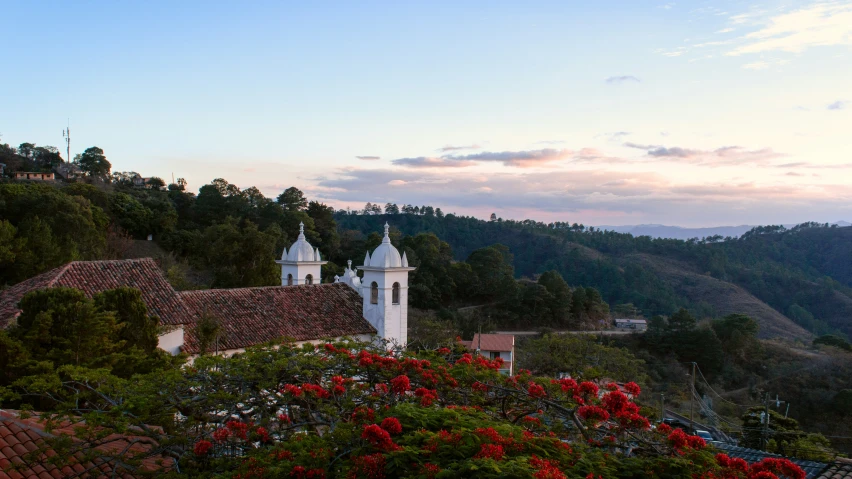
xmin=178 ymin=283 xmax=375 ymax=353
xmin=0 ymin=259 xmax=375 ymax=355
xmin=0 ymin=258 xmax=192 ymax=329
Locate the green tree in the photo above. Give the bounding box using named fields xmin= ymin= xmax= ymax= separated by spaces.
xmin=467 ymin=244 xmax=517 ymax=301
xmin=277 ymin=186 xmax=308 ymax=211
xmin=11 ymin=288 xmax=122 ymax=370
xmin=668 ymin=308 xmax=697 ymax=333
xmin=537 ymin=270 xmax=573 ymax=325
xmin=76 ymin=146 xmax=112 ymax=179
xmin=517 ymin=333 xmax=647 ymax=382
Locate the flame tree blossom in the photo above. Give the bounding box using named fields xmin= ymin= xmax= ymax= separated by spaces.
xmin=10 ymin=340 xmax=806 ymax=479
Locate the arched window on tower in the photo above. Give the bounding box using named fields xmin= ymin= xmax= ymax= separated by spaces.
xmin=287 ymin=274 xmax=293 ymax=286
xmin=370 ymin=282 xmax=379 ymax=304
xmin=392 ymin=282 xmax=400 ymax=305
xmin=306 ymin=274 xmax=313 ymax=285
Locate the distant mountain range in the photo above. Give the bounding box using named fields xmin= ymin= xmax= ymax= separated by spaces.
xmin=597 ymin=221 xmax=852 ymax=240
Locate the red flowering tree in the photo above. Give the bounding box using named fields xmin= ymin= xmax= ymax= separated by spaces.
xmin=6 ymin=341 xmax=806 ymax=479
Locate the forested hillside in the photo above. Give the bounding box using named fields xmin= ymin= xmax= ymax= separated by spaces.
xmin=2 ymin=137 xmax=851 ymax=341
xmin=336 ymin=211 xmax=852 ymax=340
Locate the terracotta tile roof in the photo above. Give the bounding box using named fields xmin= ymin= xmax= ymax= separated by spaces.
xmin=178 ymin=283 xmax=375 ymax=354
xmin=0 ymin=259 xmax=191 ymax=329
xmin=0 ymin=410 xmax=169 ymax=478
xmin=818 ymin=458 xmax=852 ymax=479
xmin=468 ymin=333 xmax=515 ymax=352
xmin=1 ymin=259 xmax=376 ymax=355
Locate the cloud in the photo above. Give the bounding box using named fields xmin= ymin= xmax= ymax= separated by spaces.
xmin=828 ymin=100 xmax=847 ymax=110
xmin=535 ymin=140 xmax=567 ymax=145
xmin=444 ymin=149 xmax=573 ymax=168
xmin=624 ymin=142 xmax=785 ymax=166
xmin=392 ymin=149 xmax=573 ymax=168
xmin=728 ymin=3 xmax=852 ymax=56
xmin=605 ymin=75 xmax=641 ymax=84
xmin=743 ymin=61 xmax=770 ymax=70
xmin=785 ymin=172 xmax=805 ymax=177
xmin=391 ymin=157 xmax=477 ymax=168
xmin=313 ymin=166 xmax=852 ymax=226
xmin=356 ymin=155 xmax=381 ymax=160
xmin=716 ymin=28 xmax=735 ymax=33
xmin=388 ymin=180 xmax=407 ymax=186
xmin=438 ymin=144 xmax=481 ymax=152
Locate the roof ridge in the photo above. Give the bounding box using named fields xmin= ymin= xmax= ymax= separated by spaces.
xmin=178 ymin=283 xmax=344 ymax=294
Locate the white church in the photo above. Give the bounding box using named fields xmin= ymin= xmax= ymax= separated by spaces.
xmin=0 ymin=223 xmax=415 ymax=356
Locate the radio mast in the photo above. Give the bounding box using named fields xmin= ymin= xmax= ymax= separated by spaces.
xmin=62 ymin=120 xmax=71 ymax=164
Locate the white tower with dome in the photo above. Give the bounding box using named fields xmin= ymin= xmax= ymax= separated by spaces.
xmin=359 ymin=223 xmax=415 ymax=347
xmin=276 ymin=222 xmax=327 ymax=286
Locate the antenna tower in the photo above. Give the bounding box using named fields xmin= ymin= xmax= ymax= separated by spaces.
xmin=62 ymin=120 xmax=71 ymax=164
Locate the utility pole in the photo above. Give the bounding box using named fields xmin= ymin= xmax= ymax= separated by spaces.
xmin=689 ymin=362 xmax=696 ymax=432
xmin=660 ymin=393 xmax=665 ymax=422
xmin=762 ymin=393 xmax=771 ymax=450
xmin=62 ymin=120 xmax=71 ymax=164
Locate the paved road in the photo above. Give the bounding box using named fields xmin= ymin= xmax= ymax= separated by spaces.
xmin=493 ymin=329 xmax=643 ymax=336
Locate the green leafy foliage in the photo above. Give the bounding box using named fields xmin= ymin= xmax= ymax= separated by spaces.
xmin=2 ymin=340 xmax=769 ymax=479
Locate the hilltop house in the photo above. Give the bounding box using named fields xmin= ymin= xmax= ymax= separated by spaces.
xmin=614 ymin=318 xmax=648 ymax=331
xmin=461 ymin=333 xmax=515 ymax=375
xmin=14 ymin=171 xmax=54 ymax=181
xmin=0 ymin=223 xmax=414 ymax=356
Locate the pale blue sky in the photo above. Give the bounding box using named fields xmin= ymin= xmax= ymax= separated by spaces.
xmin=2 ymin=1 xmax=851 ymax=226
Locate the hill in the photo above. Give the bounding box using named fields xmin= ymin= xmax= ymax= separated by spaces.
xmin=336 ymin=213 xmax=852 ymax=340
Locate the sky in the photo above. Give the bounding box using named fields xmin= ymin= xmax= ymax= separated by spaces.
xmin=2 ymin=1 xmax=851 ymax=227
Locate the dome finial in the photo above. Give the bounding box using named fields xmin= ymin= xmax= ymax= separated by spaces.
xmin=383 ymin=222 xmax=391 ymax=244
xmin=347 ymin=259 xmax=352 ymax=270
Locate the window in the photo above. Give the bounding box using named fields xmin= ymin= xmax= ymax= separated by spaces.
xmin=489 ymin=351 xmax=502 ymax=360
xmin=287 ymin=274 xmax=293 ymax=286
xmin=392 ymin=282 xmax=400 ymax=305
xmin=305 ymin=274 xmax=313 ymax=285
xmin=370 ymin=282 xmax=378 ymax=304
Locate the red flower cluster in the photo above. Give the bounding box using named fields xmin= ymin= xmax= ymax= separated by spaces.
xmin=437 ymin=347 xmax=451 ymax=355
xmin=529 ymin=455 xmax=566 ymax=479
xmin=555 ymin=378 xmax=578 ymax=394
xmin=194 ymin=439 xmax=213 ymax=456
xmin=624 ymin=381 xmax=641 ymax=396
xmin=278 ymin=413 xmax=291 ymax=424
xmin=352 ymin=406 xmax=376 ymax=423
xmin=282 ymin=384 xmax=303 ymax=397
xmin=528 ymin=382 xmax=547 ymax=398
xmin=749 ymin=458 xmax=806 ymax=479
xmin=474 ymin=443 xmax=505 ymax=461
xmin=213 ymin=427 xmax=231 ymax=442
xmin=380 ymin=417 xmax=402 ymax=435
xmin=227 ymin=420 xmax=250 ymax=440
xmin=666 ymin=428 xmax=705 ymax=451
xmin=713 ymin=454 xmax=806 ymax=479
xmin=390 ymin=375 xmax=411 ymax=394
xmin=577 ymin=405 xmax=610 ymax=424
xmin=302 ymin=383 xmax=330 ymax=399
xmin=348 ymin=453 xmax=386 ymax=479
xmin=289 ymin=466 xmax=326 ymax=478
xmin=578 ymin=381 xmax=599 ymax=397
xmin=420 ymin=463 xmax=441 ymax=478
xmin=414 ymin=387 xmax=438 ymax=406
xmin=455 ymin=353 xmax=473 ymax=365
xmin=362 ymin=424 xmax=400 ymax=451
xmin=255 ymin=427 xmax=270 ymax=443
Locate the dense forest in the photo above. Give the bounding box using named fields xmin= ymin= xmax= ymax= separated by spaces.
xmin=336 ymin=210 xmax=852 ymax=340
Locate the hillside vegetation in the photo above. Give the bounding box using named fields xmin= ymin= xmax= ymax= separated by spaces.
xmin=336 ymin=213 xmax=852 ymax=340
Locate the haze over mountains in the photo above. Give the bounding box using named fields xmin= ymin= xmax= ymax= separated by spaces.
xmin=598 ymin=221 xmax=852 ymax=240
